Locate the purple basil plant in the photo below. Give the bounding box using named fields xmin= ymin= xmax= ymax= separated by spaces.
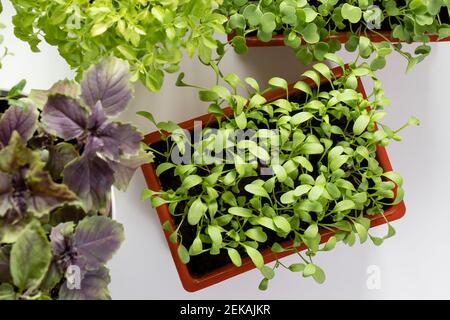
xmin=0 ymin=57 xmax=151 ymax=300
xmin=39 ymin=57 xmax=153 ymax=210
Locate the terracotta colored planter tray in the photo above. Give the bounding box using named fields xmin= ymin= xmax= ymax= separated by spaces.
xmin=141 ymin=66 xmax=406 ymax=292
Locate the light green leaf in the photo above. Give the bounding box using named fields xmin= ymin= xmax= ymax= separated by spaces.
xmin=293 ymin=156 xmax=314 ymax=172
xmin=207 ymin=225 xmax=223 ymax=245
xmin=90 ymin=23 xmax=108 ymax=37
xmin=382 ymin=171 xmax=403 ymax=186
xmin=245 ymin=227 xmax=267 ymax=242
xmin=280 ymin=190 xmax=297 ymax=204
xmin=299 ymin=142 xmax=324 ymax=155
xmin=291 ymin=112 xmax=313 ymax=125
xmin=309 ymin=185 xmax=324 ymax=201
xmin=187 ymin=197 xmax=207 ymax=225
xmin=273 ymin=216 xmax=291 ymax=233
xmin=303 ymin=263 xmax=316 ymax=277
xmin=312 ymin=265 xmax=326 ymax=284
xmin=333 ymin=200 xmax=355 ymax=212
xmin=294 ymin=81 xmax=312 ymax=96
xmin=302 ymin=23 xmax=320 ymax=44
xmin=244 ymin=245 xmax=264 ymax=269
xmin=156 ymin=163 xmax=176 ymax=176
xmin=353 ymin=114 xmax=371 ymax=135
xmin=260 ymin=266 xmax=275 ymax=280
xmin=245 ymin=184 xmax=270 ymax=198
xmin=228 ymin=207 xmax=253 ymax=217
xmin=227 ymin=248 xmax=242 ymax=267
xmin=181 ymin=175 xmax=202 ymax=190
xmin=323 ymin=236 xmax=337 ymax=251
xmin=272 ymin=164 xmax=287 ymax=182
xmin=268 ymin=77 xmax=288 ymax=90
xmin=302 ymin=70 xmax=321 ymax=87
xmin=304 ymin=223 xmax=318 ymax=239
xmin=10 ymin=221 xmax=51 ymax=291
xmin=288 ymin=263 xmax=305 ymax=272
xmin=354 ymin=223 xmax=368 ymax=243
xmin=245 ymin=77 xmax=260 ymax=92
xmin=189 ymin=237 xmax=203 ymax=256
xmin=313 ymin=63 xmax=332 ymax=82
xmin=235 ymin=112 xmax=247 ymax=129
xmin=177 ymin=244 xmax=190 ymax=264
xmin=342 ymin=4 xmax=362 ymax=23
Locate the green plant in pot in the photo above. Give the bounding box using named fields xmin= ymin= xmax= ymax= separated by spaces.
xmin=220 ymin=0 xmax=450 ymax=71
xmin=141 ymin=61 xmax=418 ymax=290
xmin=9 ymin=0 xmax=227 ymax=92
xmin=0 ymin=57 xmax=152 ymax=300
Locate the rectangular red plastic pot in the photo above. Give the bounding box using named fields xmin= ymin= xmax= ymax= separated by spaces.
xmin=141 ymin=66 xmax=406 ymax=292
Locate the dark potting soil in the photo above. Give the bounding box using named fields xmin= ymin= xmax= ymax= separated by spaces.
xmin=150 ymin=83 xmax=383 ymax=277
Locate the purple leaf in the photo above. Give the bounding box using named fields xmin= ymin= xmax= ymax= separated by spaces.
xmin=84 ymin=135 xmax=104 ymax=159
xmin=86 ymin=101 xmax=108 ymax=131
xmin=109 ymin=151 xmax=154 ymax=191
xmin=94 ymin=122 xmax=142 ymax=160
xmin=0 ymin=104 xmax=38 ymax=146
xmin=50 ymin=222 xmax=75 ymax=257
xmin=26 ymin=166 xmax=77 ymax=217
xmin=59 ymin=266 xmax=111 ymax=300
xmin=74 ymin=216 xmax=124 ymax=270
xmin=81 ymin=57 xmax=133 ymax=117
xmin=42 ymin=95 xmax=88 ymax=140
xmin=83 ymin=101 xmax=108 ymax=158
xmin=63 ymin=156 xmax=114 ymax=210
xmin=0 ymin=172 xmax=12 ymax=216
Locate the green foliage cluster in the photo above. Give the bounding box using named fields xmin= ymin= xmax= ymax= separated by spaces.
xmin=10 ymin=0 xmax=227 ymax=91
xmin=220 ymin=0 xmax=450 ymax=70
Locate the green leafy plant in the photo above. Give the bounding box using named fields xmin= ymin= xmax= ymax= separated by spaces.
xmin=142 ymin=61 xmax=418 ymax=289
xmin=0 ymin=57 xmax=151 ymax=299
xmin=220 ymin=0 xmax=450 ymax=71
xmin=10 ymin=0 xmax=227 ymax=92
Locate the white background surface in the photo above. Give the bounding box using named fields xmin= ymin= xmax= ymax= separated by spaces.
xmin=1 ymin=2 xmax=450 ymax=300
